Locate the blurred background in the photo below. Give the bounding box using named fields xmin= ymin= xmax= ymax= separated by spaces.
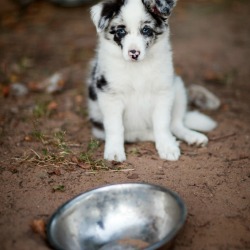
xmin=0 ymin=0 xmax=97 ymax=86
xmin=0 ymin=0 xmax=249 ymax=92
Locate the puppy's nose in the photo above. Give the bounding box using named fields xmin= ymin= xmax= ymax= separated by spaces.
xmin=129 ymin=50 xmax=140 ymax=60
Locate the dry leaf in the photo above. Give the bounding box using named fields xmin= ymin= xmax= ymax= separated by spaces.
xmin=28 ymin=81 xmax=45 ymax=92
xmin=77 ymin=163 xmax=91 ymax=169
xmin=24 ymin=135 xmax=32 ymax=141
xmin=71 ymin=156 xmax=79 ymax=163
xmin=31 ymin=219 xmax=46 ymax=238
xmin=47 ymin=101 xmax=58 ymax=111
xmin=2 ymin=86 xmax=10 ymax=97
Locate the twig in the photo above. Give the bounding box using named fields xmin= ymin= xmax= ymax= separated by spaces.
xmin=109 ymin=168 xmax=135 ymax=172
xmin=85 ymin=168 xmax=135 ymax=174
xmin=30 ymin=149 xmax=41 ymax=159
xmin=229 ymin=156 xmax=249 ymax=162
xmin=67 ymin=143 xmax=82 ymax=147
xmin=210 ymin=133 xmax=236 ymax=141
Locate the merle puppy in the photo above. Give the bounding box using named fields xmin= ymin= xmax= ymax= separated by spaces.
xmin=87 ymin=0 xmax=216 ymax=162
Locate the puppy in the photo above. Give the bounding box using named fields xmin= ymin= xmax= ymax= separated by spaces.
xmin=87 ymin=0 xmax=217 ymax=162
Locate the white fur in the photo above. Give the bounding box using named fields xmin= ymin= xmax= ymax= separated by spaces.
xmin=88 ymin=0 xmax=217 ymax=161
xmin=184 ymin=111 xmax=217 ymax=132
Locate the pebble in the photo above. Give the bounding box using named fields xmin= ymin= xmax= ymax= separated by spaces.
xmin=127 ymin=173 xmax=139 ymax=179
xmin=10 ymin=83 xmax=29 ymax=96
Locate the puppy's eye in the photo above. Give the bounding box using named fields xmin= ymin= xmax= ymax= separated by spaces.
xmin=141 ymin=26 xmax=153 ymax=36
xmin=116 ymin=28 xmax=126 ymax=38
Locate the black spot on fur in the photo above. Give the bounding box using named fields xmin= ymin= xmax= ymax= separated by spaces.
xmin=114 ymin=35 xmax=122 ymax=48
xmin=141 ymin=26 xmax=154 ymax=37
xmin=88 ymin=85 xmax=97 ymax=101
xmin=91 ymin=62 xmax=97 ymax=80
xmin=110 ymin=25 xmax=116 ymax=35
xmin=97 ymin=220 xmax=104 ymax=229
xmin=110 ymin=25 xmax=126 ymax=48
xmin=99 ymin=0 xmax=125 ymax=30
xmin=96 ymin=75 xmax=108 ymax=90
xmin=90 ymin=119 xmax=104 ymax=131
xmin=149 ymin=10 xmax=165 ymax=26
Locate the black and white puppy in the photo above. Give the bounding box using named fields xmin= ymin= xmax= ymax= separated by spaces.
xmin=87 ymin=0 xmax=216 ymax=162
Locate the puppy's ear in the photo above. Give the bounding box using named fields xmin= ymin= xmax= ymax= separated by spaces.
xmin=90 ymin=3 xmax=107 ymax=33
xmin=159 ymin=0 xmax=178 ymax=17
xmin=91 ymin=0 xmax=124 ymax=33
xmin=143 ymin=0 xmax=178 ymax=19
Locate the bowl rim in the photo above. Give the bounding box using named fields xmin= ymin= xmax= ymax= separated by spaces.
xmin=47 ymin=182 xmax=187 ymax=250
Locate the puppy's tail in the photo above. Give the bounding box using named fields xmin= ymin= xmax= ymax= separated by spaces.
xmin=184 ymin=110 xmax=217 ymax=132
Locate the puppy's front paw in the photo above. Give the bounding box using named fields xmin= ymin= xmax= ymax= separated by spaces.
xmin=156 ymin=140 xmax=180 ymax=161
xmin=104 ymin=146 xmax=126 ymax=162
xmin=184 ymin=131 xmax=208 ymax=146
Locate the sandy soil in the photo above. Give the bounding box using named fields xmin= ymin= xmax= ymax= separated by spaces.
xmin=0 ymin=0 xmax=250 ymax=249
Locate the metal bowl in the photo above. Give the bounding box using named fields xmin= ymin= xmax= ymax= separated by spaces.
xmin=47 ymin=183 xmax=187 ymax=250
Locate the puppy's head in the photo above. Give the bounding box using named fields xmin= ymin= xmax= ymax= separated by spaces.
xmin=90 ymin=0 xmax=177 ymax=62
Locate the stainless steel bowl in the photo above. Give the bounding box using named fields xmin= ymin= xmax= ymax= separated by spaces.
xmin=47 ymin=183 xmax=187 ymax=250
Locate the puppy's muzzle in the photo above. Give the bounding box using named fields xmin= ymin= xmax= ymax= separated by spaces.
xmin=129 ymin=50 xmax=140 ymax=61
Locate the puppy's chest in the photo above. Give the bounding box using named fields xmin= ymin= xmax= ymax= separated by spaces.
xmin=123 ymin=91 xmax=155 ymax=128
xmin=105 ymin=64 xmax=168 ymax=94
xmin=108 ymin=70 xmax=159 ymax=113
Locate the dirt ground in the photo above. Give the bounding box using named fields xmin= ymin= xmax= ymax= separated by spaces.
xmin=0 ymin=0 xmax=250 ymax=249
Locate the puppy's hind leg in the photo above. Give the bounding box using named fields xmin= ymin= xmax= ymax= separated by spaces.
xmin=171 ymin=76 xmax=208 ymax=146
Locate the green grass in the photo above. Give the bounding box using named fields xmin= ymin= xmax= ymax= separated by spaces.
xmin=15 ymin=121 xmax=132 ymax=173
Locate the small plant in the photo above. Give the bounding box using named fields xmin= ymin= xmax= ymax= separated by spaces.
xmin=33 ymin=102 xmax=48 ymax=118
xmin=78 ymin=138 xmax=111 ymax=171
xmin=87 ymin=138 xmax=100 ymax=152
xmin=54 ymin=130 xmax=72 ymax=157
xmin=15 ymin=126 xmax=132 ymax=172
xmin=129 ymin=147 xmax=141 ymax=156
xmin=33 ymin=100 xmax=57 ymax=118
xmin=52 ymin=185 xmax=65 ymax=192
xmin=31 ymin=129 xmax=45 ymax=143
xmin=31 ymin=120 xmax=48 ymax=143
xmin=26 ymin=121 xmax=73 ymax=165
